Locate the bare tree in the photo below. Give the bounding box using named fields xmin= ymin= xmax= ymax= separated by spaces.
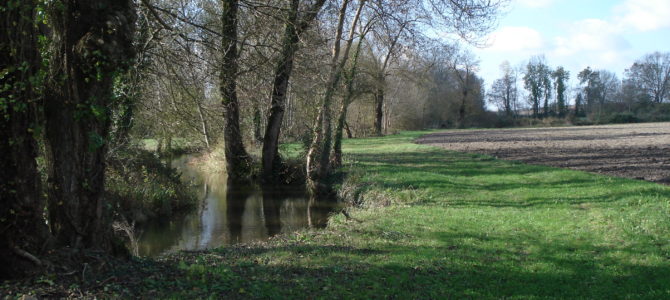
xmin=447 ymin=48 xmax=480 ymax=127
xmin=262 ymin=0 xmax=326 ymax=181
xmin=488 ymin=60 xmax=518 ymax=116
xmin=364 ymin=0 xmax=417 ymax=135
xmin=332 ymin=22 xmax=374 ymax=168
xmin=599 ymin=70 xmax=620 ymax=103
xmin=306 ymin=0 xmax=367 ymax=194
xmin=625 ymin=52 xmax=670 ymax=103
xmin=220 ymin=0 xmax=251 ymax=179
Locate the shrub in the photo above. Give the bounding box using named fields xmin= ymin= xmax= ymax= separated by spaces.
xmin=607 ymin=112 xmax=640 ymax=124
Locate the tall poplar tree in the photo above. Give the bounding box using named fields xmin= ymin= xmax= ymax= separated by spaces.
xmin=552 ymin=66 xmax=569 ymax=117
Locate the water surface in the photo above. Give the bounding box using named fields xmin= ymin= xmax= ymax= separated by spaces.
xmin=137 ymin=155 xmax=334 ymax=256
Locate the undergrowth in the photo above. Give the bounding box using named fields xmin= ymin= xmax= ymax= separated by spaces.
xmin=106 ymin=145 xmax=197 ymax=223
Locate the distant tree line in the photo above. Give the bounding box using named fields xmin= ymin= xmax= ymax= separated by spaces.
xmin=488 ymin=52 xmax=670 ymax=125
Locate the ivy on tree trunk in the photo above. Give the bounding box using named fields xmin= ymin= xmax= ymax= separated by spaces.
xmin=0 ymin=0 xmax=49 ymax=278
xmin=44 ymin=0 xmax=135 ymax=249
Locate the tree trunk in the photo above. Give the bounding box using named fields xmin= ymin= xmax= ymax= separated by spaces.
xmin=221 ymin=0 xmax=251 ymax=180
xmin=166 ymin=136 xmax=172 ymax=153
xmin=262 ymin=0 xmax=325 ymax=181
xmin=332 ymin=30 xmax=367 ymax=168
xmin=371 ymin=22 xmax=405 ymax=137
xmin=332 ymin=101 xmax=350 ymax=169
xmin=196 ymin=101 xmax=211 ymax=150
xmin=0 ymin=0 xmax=49 ymax=278
xmin=44 ymin=0 xmax=135 ymax=249
xmin=374 ymin=87 xmax=384 ymax=136
xmin=253 ymin=104 xmax=262 ymax=143
xmin=262 ymin=0 xmax=300 ymax=181
xmin=306 ymin=0 xmax=366 ymax=195
xmin=306 ymin=0 xmax=351 ymax=192
xmin=504 ymin=85 xmax=512 ymax=116
xmin=344 ymin=121 xmax=353 ymax=138
xmin=458 ymin=89 xmax=468 ymax=128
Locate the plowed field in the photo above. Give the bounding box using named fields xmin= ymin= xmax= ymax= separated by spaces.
xmin=417 ymin=122 xmax=670 ymax=184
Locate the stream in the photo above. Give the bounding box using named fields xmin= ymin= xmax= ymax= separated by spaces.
xmin=137 ymin=155 xmax=335 ymax=257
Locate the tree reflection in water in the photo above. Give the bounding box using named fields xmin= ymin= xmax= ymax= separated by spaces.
xmin=137 ymin=155 xmax=338 ymax=257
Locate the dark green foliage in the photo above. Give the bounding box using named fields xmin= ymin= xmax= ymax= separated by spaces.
xmin=523 ymin=56 xmax=552 ymax=118
xmin=571 ymin=102 xmax=670 ymax=125
xmin=552 ymin=66 xmax=569 ymax=117
xmin=607 ymin=112 xmax=640 ymax=124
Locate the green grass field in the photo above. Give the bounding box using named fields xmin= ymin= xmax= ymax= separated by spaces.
xmin=14 ymin=131 xmax=668 ymax=298
xmin=116 ymin=130 xmax=669 ymax=299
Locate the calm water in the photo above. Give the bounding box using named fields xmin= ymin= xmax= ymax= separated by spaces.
xmin=137 ymin=155 xmax=335 ymax=257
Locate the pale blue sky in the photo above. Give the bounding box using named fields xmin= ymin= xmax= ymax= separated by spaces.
xmin=468 ymin=0 xmax=670 ymax=90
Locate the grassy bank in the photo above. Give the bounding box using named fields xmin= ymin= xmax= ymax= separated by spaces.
xmin=5 ymin=131 xmax=670 ymax=298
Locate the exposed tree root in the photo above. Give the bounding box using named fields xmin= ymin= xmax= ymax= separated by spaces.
xmin=12 ymin=245 xmax=42 ymax=266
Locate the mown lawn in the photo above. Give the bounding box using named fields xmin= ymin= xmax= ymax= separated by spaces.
xmin=6 ymin=131 xmax=670 ymax=299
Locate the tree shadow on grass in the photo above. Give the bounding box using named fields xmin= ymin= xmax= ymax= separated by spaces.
xmin=70 ymin=236 xmax=670 ymax=299
xmin=16 ymin=228 xmax=668 ymax=299
xmin=349 ymin=150 xmax=669 ymax=208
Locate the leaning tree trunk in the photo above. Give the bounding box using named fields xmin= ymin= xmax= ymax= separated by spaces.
xmin=44 ymin=0 xmax=135 ymax=249
xmin=262 ymin=0 xmax=326 ymax=181
xmin=332 ymin=34 xmax=366 ymax=169
xmin=221 ymin=0 xmax=251 ymax=180
xmin=344 ymin=122 xmax=353 ymax=138
xmin=306 ymin=0 xmax=350 ymax=193
xmin=0 ymin=0 xmax=50 ymax=278
xmin=196 ymin=101 xmax=211 ymax=150
xmin=262 ymin=0 xmax=301 ymax=181
xmin=306 ymin=0 xmax=366 ymax=195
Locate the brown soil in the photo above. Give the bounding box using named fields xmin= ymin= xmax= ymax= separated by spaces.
xmin=416 ymin=122 xmax=670 ymax=185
